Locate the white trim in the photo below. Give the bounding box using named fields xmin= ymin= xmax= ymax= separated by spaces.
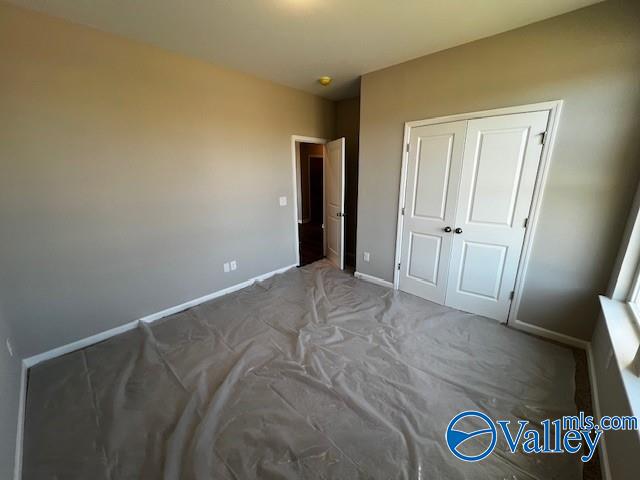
xmin=24 ymin=320 xmax=141 ymax=369
xmin=510 ymin=319 xmax=589 ymax=350
xmin=597 ymin=296 xmax=640 ymax=415
xmin=630 ymin=274 xmax=640 ymax=304
xmin=507 ymin=101 xmax=563 ymax=326
xmin=354 ymin=271 xmax=393 ymax=288
xmin=392 ymin=101 xmax=564 ymax=331
xmin=393 ymin=119 xmax=411 ymax=290
xmin=402 ymin=101 xmax=563 ymax=129
xmin=13 ymin=362 xmax=27 ymax=480
xmin=23 ymin=263 xmax=298 ymax=368
xmin=607 ymin=178 xmax=640 ymax=301
xmin=587 ymin=344 xmax=613 ymax=480
xmin=291 ymin=135 xmax=327 ymax=267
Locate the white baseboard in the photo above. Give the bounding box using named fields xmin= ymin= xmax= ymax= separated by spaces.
xmin=24 ymin=319 xmax=142 ymax=369
xmin=354 ymin=271 xmax=393 ymax=289
xmin=587 ymin=345 xmax=612 ymax=480
xmin=13 ymin=362 xmax=27 ymax=480
xmin=510 ymin=319 xmax=590 ymax=350
xmin=23 ymin=263 xmax=297 ymax=368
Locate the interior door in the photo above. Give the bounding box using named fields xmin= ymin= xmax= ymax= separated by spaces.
xmin=445 ymin=111 xmax=549 ymax=321
xmin=398 ymin=121 xmax=467 ymax=303
xmin=325 ymin=138 xmax=345 ymax=269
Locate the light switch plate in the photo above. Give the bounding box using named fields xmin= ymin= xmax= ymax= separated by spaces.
xmin=279 ymin=196 xmax=287 ymax=206
xmin=223 ymin=262 xmax=230 ymax=273
xmin=230 ymin=260 xmax=237 ymax=271
xmin=363 ymin=252 xmax=370 ymax=262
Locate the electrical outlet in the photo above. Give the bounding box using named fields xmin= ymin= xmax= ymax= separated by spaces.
xmin=230 ymin=260 xmax=237 ymax=271
xmin=6 ymin=338 xmax=14 ymax=357
xmin=279 ymin=196 xmax=287 ymax=206
xmin=363 ymin=252 xmax=370 ymax=262
xmin=223 ymin=262 xmax=230 ymax=273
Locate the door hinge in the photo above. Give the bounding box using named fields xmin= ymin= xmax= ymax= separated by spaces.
xmin=539 ymin=132 xmax=547 ymax=145
xmin=523 ymin=217 xmax=529 ymax=228
xmin=406 ymin=142 xmax=410 ymax=153
xmin=397 ymin=262 xmax=401 ymax=271
xmin=509 ymin=291 xmax=515 ymax=301
xmin=401 ymin=207 xmax=405 ymax=216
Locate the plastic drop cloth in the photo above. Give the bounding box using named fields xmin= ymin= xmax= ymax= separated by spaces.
xmin=23 ymin=260 xmax=581 ymax=479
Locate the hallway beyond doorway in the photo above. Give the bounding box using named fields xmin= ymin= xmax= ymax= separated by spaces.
xmin=298 ymin=222 xmax=323 ymax=266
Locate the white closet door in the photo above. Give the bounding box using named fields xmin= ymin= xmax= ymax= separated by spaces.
xmin=398 ymin=121 xmax=467 ymax=303
xmin=325 ymin=138 xmax=345 ymax=269
xmin=445 ymin=111 xmax=549 ymax=321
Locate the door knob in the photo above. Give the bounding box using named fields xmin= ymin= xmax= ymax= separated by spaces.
xmin=443 ymin=226 xmax=452 ymax=232
xmin=454 ymin=228 xmax=463 ymax=234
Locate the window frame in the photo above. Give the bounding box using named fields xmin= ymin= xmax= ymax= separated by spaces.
xmin=628 ymin=266 xmax=640 ymax=327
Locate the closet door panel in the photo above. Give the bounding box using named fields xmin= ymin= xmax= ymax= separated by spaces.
xmin=445 ymin=111 xmax=549 ymax=321
xmin=398 ymin=121 xmax=467 ymax=303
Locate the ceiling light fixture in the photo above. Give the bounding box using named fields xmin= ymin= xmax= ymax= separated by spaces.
xmin=318 ymin=76 xmax=332 ymax=86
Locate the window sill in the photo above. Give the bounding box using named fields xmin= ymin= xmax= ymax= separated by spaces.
xmin=598 ymin=295 xmax=640 ymax=417
xmin=629 ymin=301 xmax=640 ymax=332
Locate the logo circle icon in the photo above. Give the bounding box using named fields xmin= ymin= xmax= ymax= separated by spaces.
xmin=446 ymin=411 xmax=497 ymax=462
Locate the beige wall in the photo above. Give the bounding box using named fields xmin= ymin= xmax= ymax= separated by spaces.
xmin=335 ymin=97 xmax=360 ymax=267
xmin=0 ymin=3 xmax=334 ymax=358
xmin=357 ymin=0 xmax=640 ymax=340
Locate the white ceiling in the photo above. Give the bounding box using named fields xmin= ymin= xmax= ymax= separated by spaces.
xmin=9 ymin=0 xmax=601 ymax=100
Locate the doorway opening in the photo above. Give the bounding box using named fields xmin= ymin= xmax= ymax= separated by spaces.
xmin=291 ymin=136 xmax=346 ymax=269
xmin=298 ymin=143 xmax=325 ymax=266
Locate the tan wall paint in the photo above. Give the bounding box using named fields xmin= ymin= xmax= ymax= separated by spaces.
xmin=335 ymin=97 xmax=360 ymax=267
xmin=0 ymin=3 xmax=334 ymax=357
xmin=357 ymin=0 xmax=640 ymax=340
